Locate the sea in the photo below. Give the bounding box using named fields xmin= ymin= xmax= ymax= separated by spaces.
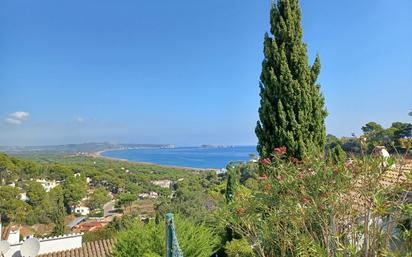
xmin=101 ymin=146 xmax=258 ymax=169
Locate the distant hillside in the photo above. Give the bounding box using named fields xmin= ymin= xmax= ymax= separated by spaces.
xmin=0 ymin=143 xmax=172 ymax=156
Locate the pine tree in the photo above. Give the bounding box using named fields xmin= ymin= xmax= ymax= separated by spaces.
xmin=255 ymin=0 xmax=327 ymax=159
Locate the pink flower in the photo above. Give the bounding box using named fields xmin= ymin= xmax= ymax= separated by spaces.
xmin=288 ymin=156 xmax=299 ymax=163
xmin=274 ymin=146 xmax=287 ymax=156
xmin=261 ymin=158 xmax=271 ymax=166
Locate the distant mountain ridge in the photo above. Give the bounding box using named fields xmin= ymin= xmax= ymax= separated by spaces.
xmin=0 ymin=142 xmax=172 ymax=156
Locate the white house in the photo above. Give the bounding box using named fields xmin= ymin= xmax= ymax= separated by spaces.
xmin=151 ymin=179 xmax=171 ymax=189
xmin=73 ymin=206 xmax=90 ymax=216
xmin=20 ymin=192 xmax=29 ymax=201
xmin=138 ymin=193 xmax=149 ymax=199
xmin=0 ymin=225 xmax=112 ymax=257
xmin=149 ymin=192 xmax=159 ymax=198
xmin=36 ymin=179 xmax=59 ymax=192
xmin=215 ymin=168 xmax=227 ymax=175
xmin=138 ymin=192 xmax=159 ymax=199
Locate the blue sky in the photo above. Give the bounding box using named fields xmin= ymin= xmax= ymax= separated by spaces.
xmin=1 ymin=0 xmax=411 ymax=146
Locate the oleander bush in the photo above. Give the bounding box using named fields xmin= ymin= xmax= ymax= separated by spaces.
xmin=220 ymin=148 xmax=412 ymax=257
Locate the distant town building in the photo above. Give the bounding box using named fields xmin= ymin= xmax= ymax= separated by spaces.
xmin=215 ymin=168 xmax=227 ymax=175
xmin=36 ymin=179 xmax=59 ymax=192
xmin=20 ymin=192 xmax=29 ymax=201
xmin=73 ymin=206 xmax=90 ymax=216
xmin=373 ymin=146 xmax=390 ymax=158
xmin=7 ymin=182 xmax=16 ymax=187
xmin=138 ymin=192 xmax=159 ymax=199
xmin=151 ymin=179 xmax=172 ymax=189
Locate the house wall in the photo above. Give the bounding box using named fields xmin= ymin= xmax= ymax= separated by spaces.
xmin=7 ymin=229 xmax=20 ymax=245
xmin=4 ymin=233 xmax=83 ymax=257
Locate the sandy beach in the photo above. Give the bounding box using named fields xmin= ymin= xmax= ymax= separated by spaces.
xmin=91 ymin=149 xmax=217 ymax=171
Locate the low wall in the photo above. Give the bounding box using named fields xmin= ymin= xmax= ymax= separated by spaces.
xmin=4 ymin=233 xmax=83 ymax=257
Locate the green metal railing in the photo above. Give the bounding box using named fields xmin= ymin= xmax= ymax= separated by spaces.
xmin=165 ymin=213 xmax=184 ymax=257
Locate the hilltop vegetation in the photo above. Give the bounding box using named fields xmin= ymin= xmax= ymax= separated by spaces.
xmin=0 ymin=153 xmax=216 ymax=235
xmin=326 ymin=121 xmax=412 ymax=156
xmin=0 ymin=142 xmax=173 ymax=156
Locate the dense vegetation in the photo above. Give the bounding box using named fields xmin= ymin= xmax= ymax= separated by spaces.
xmin=0 ymin=153 xmax=206 ymax=235
xmin=220 ymin=149 xmax=412 ymax=256
xmin=326 ymin=121 xmax=412 ymax=156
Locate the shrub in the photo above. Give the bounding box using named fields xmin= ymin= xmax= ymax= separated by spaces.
xmin=225 ymin=238 xmax=255 ymax=257
xmin=113 ymin=215 xmax=219 ymax=257
xmin=220 ymin=152 xmax=412 ymax=256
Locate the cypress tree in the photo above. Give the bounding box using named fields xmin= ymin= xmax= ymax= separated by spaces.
xmin=51 ymin=187 xmax=66 ymax=236
xmin=327 ymin=144 xmax=347 ymax=165
xmin=255 ymin=0 xmax=327 ymax=159
xmin=225 ymin=165 xmax=238 ymax=203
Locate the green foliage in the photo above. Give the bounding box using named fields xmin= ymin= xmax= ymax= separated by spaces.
xmin=361 ymin=121 xmax=383 ymax=134
xmin=107 ymin=215 xmax=135 ymax=231
xmin=25 ymin=181 xmax=45 ymax=206
xmin=0 ymin=153 xmax=18 ymax=185
xmin=391 ymin=122 xmax=412 ymax=138
xmin=155 ymin=173 xmax=220 ymax=223
xmin=83 ymin=227 xmax=117 ymax=242
xmin=362 ymin=121 xmax=412 ymax=152
xmin=221 ymin=154 xmax=412 ymax=256
xmin=50 ymin=186 xmax=66 ymax=236
xmin=88 ymin=188 xmax=110 ymax=210
xmin=340 ymin=137 xmax=362 ymax=155
xmin=325 ymin=134 xmax=339 ymax=152
xmin=117 ymin=192 xmax=136 ymax=207
xmin=327 ymin=121 xmax=412 ymax=156
xmin=0 ymin=186 xmax=31 ymax=224
xmin=83 ymin=215 xmax=136 ymax=243
xmin=327 ymin=144 xmax=347 ymax=164
xmin=226 ymin=167 xmax=239 ymax=203
xmin=255 ymin=0 xmax=327 ymax=160
xmin=113 ymin=215 xmax=219 ymax=257
xmin=63 ymin=174 xmax=87 ymax=209
xmin=0 ymin=152 xmax=202 ymax=232
xmin=225 ymin=238 xmax=255 ymax=257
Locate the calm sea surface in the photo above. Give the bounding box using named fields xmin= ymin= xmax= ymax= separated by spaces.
xmin=102 ymin=146 xmax=258 ymax=169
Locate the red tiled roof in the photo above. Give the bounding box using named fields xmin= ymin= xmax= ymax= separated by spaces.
xmin=38 ymin=238 xmax=115 ymax=257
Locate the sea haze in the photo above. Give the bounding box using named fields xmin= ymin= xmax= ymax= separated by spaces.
xmin=102 ymin=146 xmax=258 ymax=169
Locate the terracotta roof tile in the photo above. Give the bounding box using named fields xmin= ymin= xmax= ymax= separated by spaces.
xmin=37 ymin=238 xmax=115 ymax=257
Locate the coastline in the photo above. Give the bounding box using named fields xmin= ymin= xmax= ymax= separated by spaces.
xmin=91 ymin=149 xmax=218 ymax=171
